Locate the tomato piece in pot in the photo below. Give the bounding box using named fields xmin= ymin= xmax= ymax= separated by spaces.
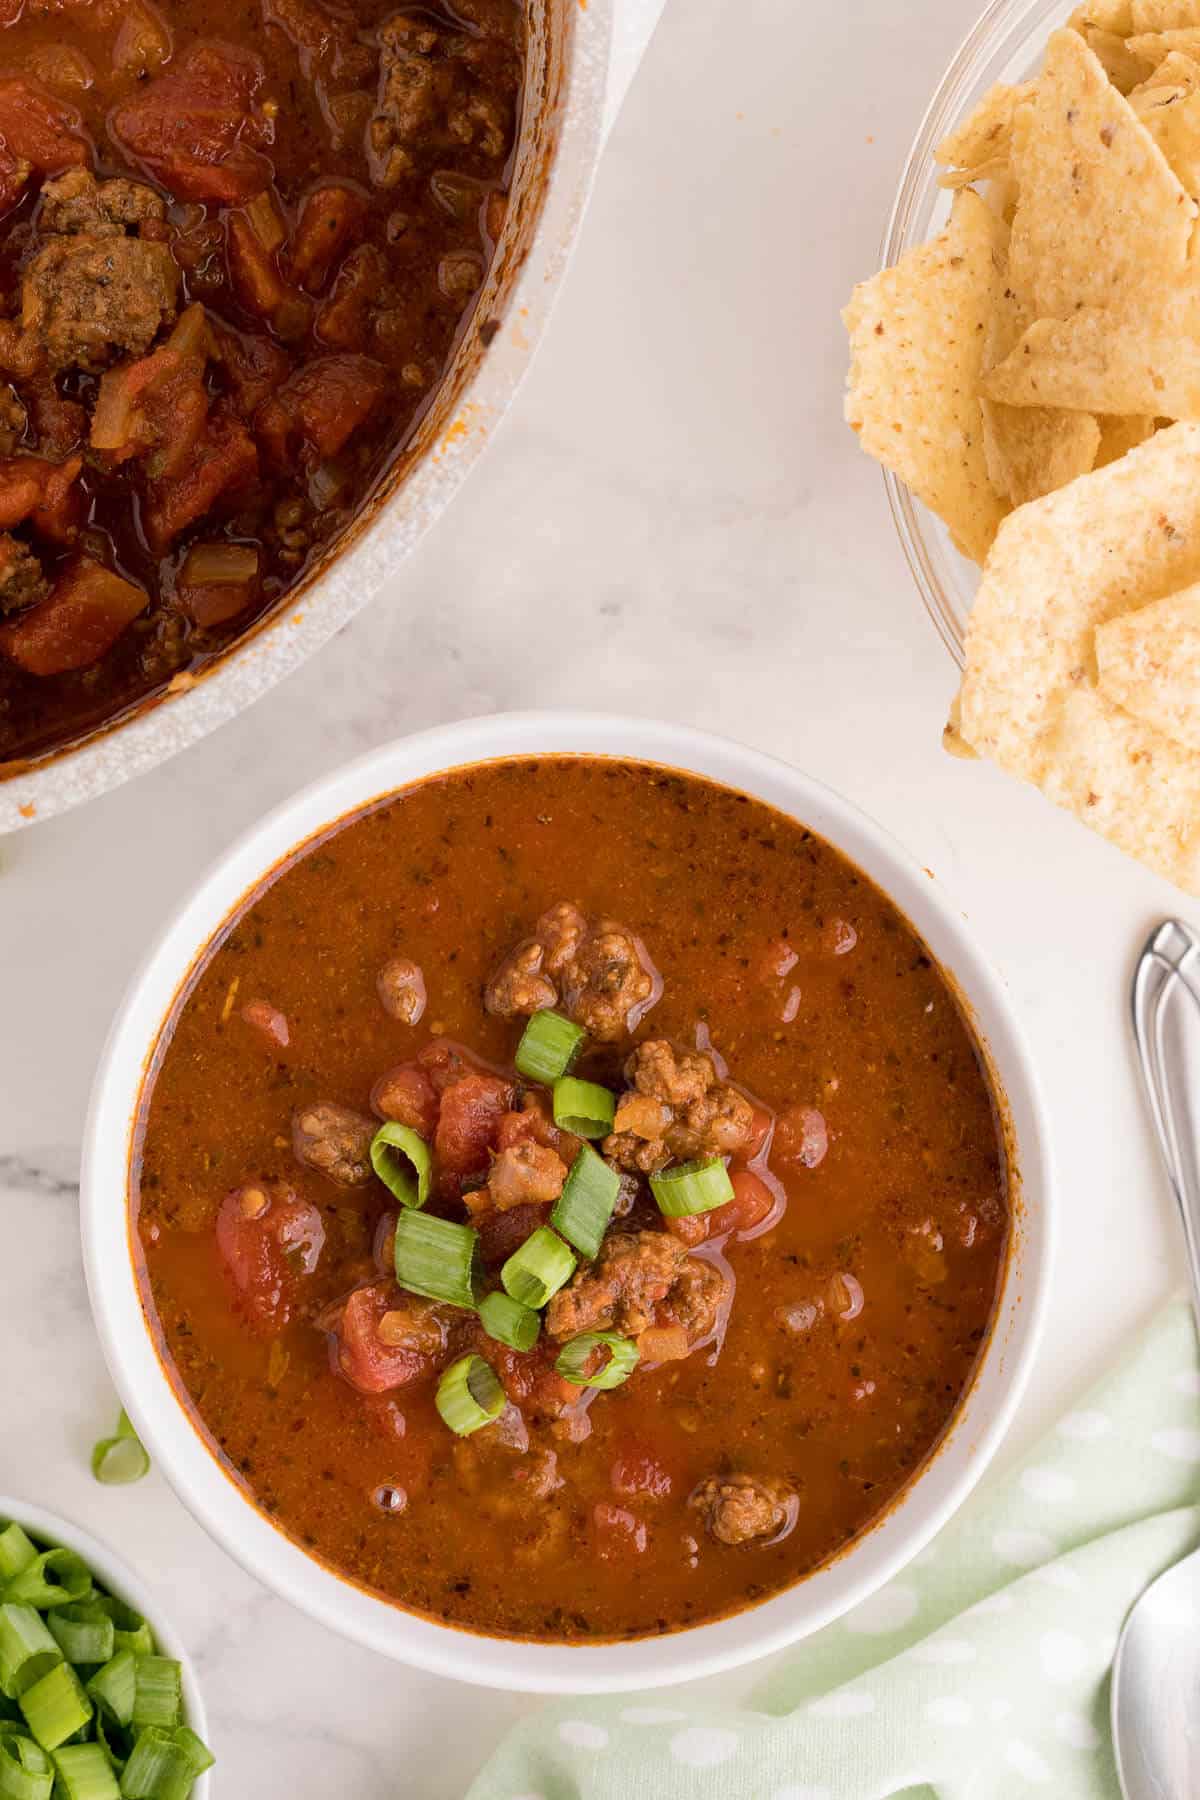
xmin=0 ymin=76 xmax=88 ymax=206
xmin=215 ymin=1181 xmax=325 ymax=1333
xmin=433 ymin=1071 xmax=513 ymax=1181
xmin=591 ymin=1502 xmax=648 ymax=1560
xmin=290 ymin=183 xmax=369 ymax=293
xmin=142 ymin=407 xmax=258 ymax=551
xmin=255 ymin=353 xmax=386 ymax=463
xmin=0 ymin=556 xmax=146 ymax=675
xmin=610 ymin=1441 xmax=675 ymax=1500
xmin=0 ymin=455 xmax=83 ymax=542
xmin=329 ymin=1279 xmax=450 ymax=1394
xmin=475 ymin=1200 xmax=547 ymax=1267
xmin=707 ymin=1170 xmax=777 ymax=1238
xmin=110 ymin=43 xmax=272 ymax=204
xmin=482 ymin=1339 xmax=576 ymax=1419
xmin=371 ymin=1062 xmax=438 ymax=1134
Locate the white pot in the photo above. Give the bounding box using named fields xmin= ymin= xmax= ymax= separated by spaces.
xmin=0 ymin=0 xmax=658 ymax=832
xmin=0 ymin=1495 xmax=212 ymax=1794
xmin=81 ymin=712 xmax=1054 ymax=1693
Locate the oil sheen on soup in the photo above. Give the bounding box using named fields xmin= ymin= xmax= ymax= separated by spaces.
xmin=133 ymin=758 xmax=1009 ymax=1642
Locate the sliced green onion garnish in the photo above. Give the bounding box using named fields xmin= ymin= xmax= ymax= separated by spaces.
xmin=45 ymin=1607 xmax=114 ymax=1670
xmin=393 ymin=1211 xmax=480 ymax=1309
xmin=551 ymin=1076 xmax=616 ymax=1139
xmin=0 ymin=1722 xmax=53 ymax=1800
xmin=434 ymin=1355 xmax=506 ymax=1437
xmin=500 ymin=1226 xmax=576 ymax=1309
xmin=478 ymin=1290 xmax=540 ymax=1352
xmin=555 ymin=1330 xmax=640 ymax=1391
xmin=514 ymin=1010 xmax=584 ymax=1084
xmin=18 ymin=1662 xmax=91 ymax=1751
xmin=90 ymin=1414 xmax=149 ymax=1488
xmin=115 ymin=1727 xmax=194 ymax=1800
xmin=6 ymin=1551 xmax=92 ymax=1611
xmin=550 ymin=1143 xmax=620 ymax=1260
xmin=129 ymin=1658 xmax=180 ymax=1734
xmin=0 ymin=1608 xmax=62 ymax=1699
xmin=92 ymin=1711 xmax=129 ymax=1775
xmin=171 ymin=1727 xmax=214 ymax=1779
xmin=0 ymin=1529 xmax=37 ymax=1587
xmin=90 ymin=1602 xmax=151 ymax=1661
xmin=85 ymin=1654 xmax=134 ymax=1730
xmin=369 ymin=1123 xmax=431 ymax=1211
xmin=649 ymin=1155 xmax=734 ymax=1218
xmin=52 ymin=1742 xmax=120 ymax=1800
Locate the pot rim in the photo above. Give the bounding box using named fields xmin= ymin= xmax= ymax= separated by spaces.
xmin=81 ymin=710 xmax=1056 ymax=1692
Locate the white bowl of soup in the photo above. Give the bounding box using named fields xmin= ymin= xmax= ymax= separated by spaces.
xmin=82 ymin=711 xmax=1054 ymax=1690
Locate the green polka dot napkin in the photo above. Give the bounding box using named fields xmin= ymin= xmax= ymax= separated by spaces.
xmin=468 ymin=1301 xmax=1200 ymax=1800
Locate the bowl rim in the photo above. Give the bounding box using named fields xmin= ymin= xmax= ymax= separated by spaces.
xmin=81 ymin=710 xmax=1056 ymax=1693
xmin=0 ymin=1493 xmax=212 ymax=1794
xmin=881 ymin=0 xmax=1077 ymax=670
xmin=0 ymin=0 xmax=613 ymax=836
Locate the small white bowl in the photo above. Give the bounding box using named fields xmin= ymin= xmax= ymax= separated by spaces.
xmin=0 ymin=1495 xmax=212 ymax=1794
xmin=81 ymin=712 xmax=1054 ymax=1693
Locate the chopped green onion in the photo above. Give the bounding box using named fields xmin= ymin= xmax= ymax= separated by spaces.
xmin=129 ymin=1660 xmax=179 ymax=1734
xmin=0 ymin=1608 xmax=61 ymax=1698
xmin=435 ymin=1355 xmax=506 ymax=1437
xmin=551 ymin=1144 xmax=620 ymax=1260
xmin=0 ymin=1722 xmax=53 ymax=1800
xmin=649 ymin=1155 xmax=734 ymax=1218
xmin=90 ymin=1604 xmax=150 ymax=1661
xmin=478 ymin=1290 xmax=540 ymax=1352
xmin=369 ymin=1123 xmax=431 ymax=1211
xmin=116 ymin=1727 xmax=194 ymax=1800
xmin=500 ymin=1226 xmax=576 ymax=1309
xmin=393 ymin=1211 xmax=480 ymax=1309
xmin=52 ymin=1742 xmax=120 ymax=1800
xmin=170 ymin=1727 xmax=214 ymax=1780
xmin=551 ymin=1077 xmax=616 ymax=1139
xmin=90 ymin=1415 xmax=149 ymax=1488
xmin=555 ymin=1330 xmax=640 ymax=1390
xmin=5 ymin=1551 xmax=92 ymax=1612
xmin=85 ymin=1655 xmax=134 ymax=1732
xmin=514 ymin=1010 xmax=584 ymax=1084
xmin=19 ymin=1662 xmax=91 ymax=1751
xmin=92 ymin=1711 xmax=129 ymax=1775
xmin=46 ymin=1609 xmax=114 ymax=1670
xmin=0 ymin=1531 xmax=36 ymax=1589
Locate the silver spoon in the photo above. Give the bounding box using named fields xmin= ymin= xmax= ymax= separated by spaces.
xmin=1112 ymin=920 xmax=1200 ymax=1800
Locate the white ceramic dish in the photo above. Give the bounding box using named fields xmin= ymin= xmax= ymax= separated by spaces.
xmin=81 ymin=711 xmax=1054 ymax=1693
xmin=0 ymin=0 xmax=630 ymax=834
xmin=0 ymin=1495 xmax=212 ymax=1794
xmin=883 ymin=0 xmax=1078 ymax=667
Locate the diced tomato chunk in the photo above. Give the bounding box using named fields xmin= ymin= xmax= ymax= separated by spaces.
xmin=214 ymin=324 xmax=290 ymax=416
xmin=610 ymin=1442 xmax=674 ymax=1500
xmin=0 ymin=77 xmax=87 ymax=208
xmin=0 ymin=555 xmax=146 ymax=675
xmin=494 ymin=1097 xmax=580 ymax=1164
xmin=665 ymin=1213 xmax=709 ymax=1247
xmin=591 ymin=1502 xmax=647 ymax=1560
xmin=417 ymin=1038 xmax=481 ymax=1093
xmin=0 ymin=455 xmax=83 ymax=543
xmin=143 ymin=408 xmax=258 ymax=551
xmin=226 ymin=212 xmax=311 ymax=339
xmin=708 ymin=1170 xmax=777 ymax=1238
xmin=255 ymin=353 xmax=385 ymax=463
xmin=215 ymin=1181 xmax=325 ymax=1333
xmin=433 ymin=1071 xmax=513 ymax=1180
xmin=92 ymin=349 xmax=208 ymax=481
xmin=774 ymin=1104 xmax=829 ymax=1170
xmin=111 ymin=43 xmax=271 ymax=203
xmin=290 ymin=182 xmax=368 ymax=293
xmin=482 ymin=1339 xmax=576 ymax=1419
xmin=330 ymin=1279 xmax=442 ymax=1394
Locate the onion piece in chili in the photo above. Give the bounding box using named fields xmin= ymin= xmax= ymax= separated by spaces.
xmin=650 ymin=1156 xmax=734 ymax=1219
xmin=500 ymin=1226 xmax=575 ymax=1310
xmin=513 ymin=1010 xmax=584 ymax=1085
xmin=550 ymin=1143 xmax=619 ymax=1261
xmin=478 ymin=1290 xmax=540 ymax=1353
xmin=435 ymin=1354 xmax=505 ymax=1437
xmin=369 ymin=1122 xmax=431 ymax=1211
xmin=551 ymin=1077 xmax=615 ymax=1139
xmin=556 ymin=1331 xmax=639 ymax=1392
xmin=393 ymin=1211 xmax=480 ymax=1310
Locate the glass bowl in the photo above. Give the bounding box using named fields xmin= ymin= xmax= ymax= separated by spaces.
xmin=882 ymin=0 xmax=1079 ymax=667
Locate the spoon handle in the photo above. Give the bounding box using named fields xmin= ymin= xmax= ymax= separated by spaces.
xmin=1132 ymin=920 xmax=1200 ymax=1326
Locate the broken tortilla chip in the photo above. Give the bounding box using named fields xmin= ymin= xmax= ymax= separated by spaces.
xmin=1096 ymin=414 xmax=1159 ymax=464
xmin=1009 ymin=29 xmax=1195 ymax=320
xmin=843 ymin=187 xmax=1007 ymax=564
xmin=1128 ymin=26 xmax=1200 ymax=60
xmin=981 ymin=401 xmax=1101 ymax=505
xmin=1077 ymin=22 xmax=1156 ymax=89
xmin=1134 ymin=84 xmax=1200 ymax=193
xmin=1095 ymin=580 xmax=1200 ymax=750
xmin=1131 ymin=1 xmax=1200 ymax=29
xmin=935 ymin=82 xmax=1033 ymax=181
xmin=956 ymin=423 xmax=1200 ymax=892
xmin=1129 ymin=45 xmax=1200 ymax=97
xmin=982 ymin=285 xmax=1200 ymax=418
xmin=1074 ymin=0 xmax=1135 ymax=27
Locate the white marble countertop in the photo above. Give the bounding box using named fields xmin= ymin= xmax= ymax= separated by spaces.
xmin=0 ymin=0 xmax=1192 ymax=1792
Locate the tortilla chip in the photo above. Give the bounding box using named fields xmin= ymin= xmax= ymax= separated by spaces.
xmin=935 ymin=82 xmax=1033 ymax=179
xmin=982 ymin=286 xmax=1200 ymax=417
xmin=1131 ymin=0 xmax=1200 ymax=28
xmin=1009 ymin=29 xmax=1195 ymax=320
xmin=1136 ymin=84 xmax=1200 ymax=192
xmin=956 ymin=423 xmax=1200 ymax=892
xmin=981 ymin=401 xmax=1101 ymax=504
xmin=1095 ymin=580 xmax=1200 ymax=749
xmin=1096 ymin=413 xmax=1159 ymax=463
xmin=1074 ymin=0 xmax=1135 ymax=27
xmin=843 ymin=188 xmax=1006 ymax=564
xmin=1129 ymin=45 xmax=1200 ymax=95
xmin=1128 ymin=26 xmax=1200 ymax=60
xmin=1078 ymin=23 xmax=1156 ymax=88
